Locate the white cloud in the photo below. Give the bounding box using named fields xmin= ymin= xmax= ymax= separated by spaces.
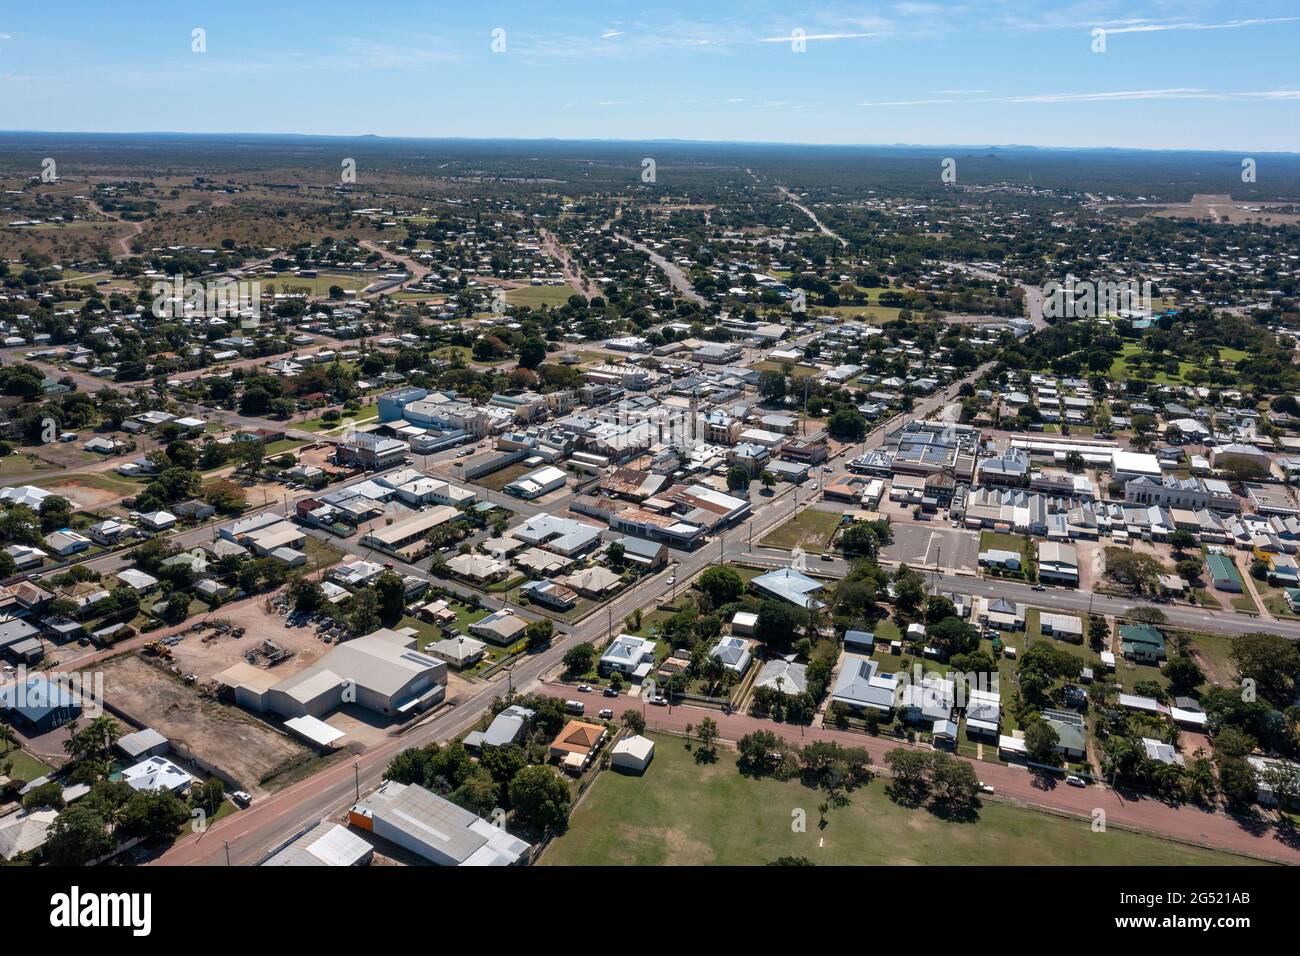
xmin=757 ymin=32 xmax=880 ymax=43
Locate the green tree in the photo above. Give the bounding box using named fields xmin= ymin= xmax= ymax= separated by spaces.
xmin=121 ymin=789 xmax=191 ymax=843
xmin=621 ymin=709 xmax=646 ymax=734
xmin=348 ymin=588 xmax=382 ymax=635
xmin=1023 ymin=719 xmax=1061 ymax=766
xmin=372 ymin=572 xmax=407 ymax=626
xmin=508 ymin=764 xmax=570 ymax=832
xmin=698 ymin=566 xmax=744 ymax=609
xmin=562 ymin=642 xmax=595 ymax=675
xmin=525 ymin=618 xmax=555 ymax=650
xmin=44 ymin=804 xmax=114 ymax=865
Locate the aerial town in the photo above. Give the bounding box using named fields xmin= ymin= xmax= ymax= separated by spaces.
xmin=0 ymin=6 xmax=1297 ymax=901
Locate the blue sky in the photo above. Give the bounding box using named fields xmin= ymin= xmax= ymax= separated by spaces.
xmin=2 ymin=1 xmax=1298 ymax=150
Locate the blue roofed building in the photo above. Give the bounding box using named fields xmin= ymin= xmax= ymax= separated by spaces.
xmin=1 ymin=674 xmax=82 ymax=732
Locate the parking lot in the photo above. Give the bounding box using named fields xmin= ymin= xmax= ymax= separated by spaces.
xmin=880 ymin=521 xmax=979 ymax=573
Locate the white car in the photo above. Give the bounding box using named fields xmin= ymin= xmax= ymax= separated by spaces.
xmin=576 ymin=684 xmax=593 ymax=693
xmin=648 ymin=695 xmax=668 ymax=706
xmin=978 ymin=782 xmax=994 ymax=794
xmin=1065 ymin=774 xmax=1087 ymax=787
xmin=666 ymin=575 xmax=676 ymax=585
xmin=231 ymin=791 xmax=253 ymax=808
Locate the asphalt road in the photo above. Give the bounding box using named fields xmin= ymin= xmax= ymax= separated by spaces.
xmin=152 ymin=475 xmax=811 ymax=866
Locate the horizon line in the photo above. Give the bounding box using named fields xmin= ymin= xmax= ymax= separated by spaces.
xmin=1 ymin=129 xmax=1297 ymax=157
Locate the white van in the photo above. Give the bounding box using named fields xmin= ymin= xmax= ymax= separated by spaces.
xmin=564 ymin=699 xmax=585 ymax=715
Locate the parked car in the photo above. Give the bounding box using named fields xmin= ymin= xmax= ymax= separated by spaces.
xmin=576 ymin=684 xmax=593 ymax=693
xmin=231 ymin=791 xmax=253 ymax=808
xmin=1065 ymin=774 xmax=1086 ymax=787
xmin=648 ymin=695 xmax=668 ymax=706
xmin=564 ymin=699 xmax=585 ymax=715
xmin=978 ymin=782 xmax=995 ymax=794
xmin=602 ymin=686 xmax=619 ymax=697
xmin=1031 ymin=584 xmax=1046 ymax=591
xmin=598 ymin=708 xmax=614 ymax=720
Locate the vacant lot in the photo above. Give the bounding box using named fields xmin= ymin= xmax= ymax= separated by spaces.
xmin=761 ymin=508 xmax=842 ymax=553
xmin=98 ymin=654 xmax=313 ymax=794
xmin=44 ymin=474 xmax=136 ymax=510
xmin=541 ymin=733 xmax=1255 ymax=866
xmin=506 ymin=282 xmax=576 ymax=309
xmin=167 ymin=597 xmax=329 ymax=683
xmin=472 ymin=461 xmax=533 ymax=492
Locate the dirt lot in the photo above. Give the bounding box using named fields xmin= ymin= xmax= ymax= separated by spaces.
xmin=167 ymin=597 xmax=329 ymax=684
xmin=99 ymin=653 xmax=313 ymax=794
xmin=45 ymin=477 xmax=128 ymax=510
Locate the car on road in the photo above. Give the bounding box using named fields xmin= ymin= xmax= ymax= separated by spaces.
xmin=1031 ymin=584 xmax=1046 ymax=591
xmin=564 ymin=699 xmax=585 ymax=714
xmin=598 ymin=708 xmax=614 ymax=720
xmin=666 ymin=575 xmax=676 ymax=585
xmin=231 ymin=791 xmax=253 ymax=808
xmin=1065 ymin=774 xmax=1086 ymax=787
xmin=820 ymin=553 xmax=834 ymax=561
xmin=978 ymin=782 xmax=995 ymax=794
xmin=576 ymin=684 xmax=593 ymax=693
xmin=648 ymin=695 xmax=668 ymax=706
xmin=602 ymin=687 xmax=619 ymax=697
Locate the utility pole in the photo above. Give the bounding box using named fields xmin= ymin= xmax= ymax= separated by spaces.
xmin=223 ymin=840 xmax=231 ymax=867
xmin=353 ymin=762 xmax=360 ymax=802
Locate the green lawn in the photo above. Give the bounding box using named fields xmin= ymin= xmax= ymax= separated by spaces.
xmin=473 ymin=462 xmax=533 ymax=492
xmin=506 ymin=283 xmax=577 ymax=309
xmin=760 ymin=508 xmax=842 ymax=553
xmin=259 ymin=272 xmax=377 ymax=296
xmin=1 ymin=747 xmax=55 ymax=783
xmin=751 ymin=361 xmax=818 ymax=379
xmin=540 ymin=733 xmax=1259 ymax=866
xmin=0 ymin=453 xmax=61 ymax=477
xmin=296 ymin=405 xmax=379 ymax=433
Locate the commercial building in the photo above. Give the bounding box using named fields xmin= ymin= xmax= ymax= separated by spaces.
xmin=504 ymin=465 xmax=567 ymax=499
xmin=263 ymin=628 xmax=446 ymax=721
xmin=349 ymin=780 xmax=530 ymax=865
xmin=359 ymin=505 xmax=460 ymax=558
xmin=336 ymin=433 xmax=410 ymax=471
xmin=263 ymin=821 xmax=375 ymax=867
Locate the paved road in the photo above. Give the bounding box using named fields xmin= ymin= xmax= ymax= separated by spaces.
xmin=614 ymin=233 xmax=707 ymax=305
xmin=536 ymin=682 xmax=1299 ymax=864
xmin=777 ymin=186 xmax=847 ymax=247
xmin=150 ymin=472 xmax=810 ymax=865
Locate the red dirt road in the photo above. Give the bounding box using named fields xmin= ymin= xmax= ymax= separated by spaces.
xmin=541 ymin=683 xmax=1300 ymax=865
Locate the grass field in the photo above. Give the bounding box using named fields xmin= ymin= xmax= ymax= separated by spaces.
xmin=0 ymin=453 xmax=61 ymax=477
xmin=751 ymin=361 xmax=819 ymax=379
xmin=258 ymin=272 xmax=376 ymax=296
xmin=505 ymin=283 xmax=577 ymax=309
xmin=1 ymin=746 xmax=55 ymax=782
xmin=540 ymin=733 xmax=1258 ymax=866
xmin=473 ymin=461 xmax=533 ymax=492
xmin=761 ymin=508 xmax=842 ymax=553
xmin=296 ymin=405 xmax=379 ymax=433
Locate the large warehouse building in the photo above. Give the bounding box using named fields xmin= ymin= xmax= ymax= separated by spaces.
xmin=226 ymin=628 xmax=447 ymax=722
